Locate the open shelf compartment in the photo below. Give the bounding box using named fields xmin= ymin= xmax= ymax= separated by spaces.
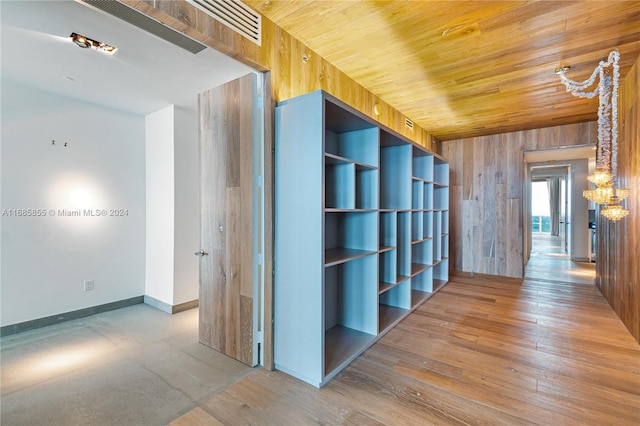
xmin=434 ymin=159 xmax=449 ymax=186
xmin=411 ymin=268 xmax=434 ymax=307
xmin=325 ymin=211 xmax=377 ymax=266
xmin=324 ymin=255 xmax=377 ymax=378
xmin=380 ymin=144 xmax=412 ymax=210
xmin=413 ymin=149 xmax=434 ymax=182
xmin=379 ymin=279 xmax=410 ymax=333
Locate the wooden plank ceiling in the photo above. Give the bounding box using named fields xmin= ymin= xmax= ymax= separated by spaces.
xmin=244 ymin=1 xmax=640 ymax=141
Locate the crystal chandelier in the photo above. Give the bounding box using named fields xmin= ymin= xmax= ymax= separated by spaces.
xmin=601 ymin=198 xmax=630 ymax=221
xmin=556 ymin=50 xmax=629 ymax=221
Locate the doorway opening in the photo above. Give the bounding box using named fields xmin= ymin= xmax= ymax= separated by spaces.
xmin=524 ymin=147 xmax=596 ymax=284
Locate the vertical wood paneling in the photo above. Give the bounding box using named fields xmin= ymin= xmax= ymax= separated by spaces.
xmin=262 ymin=73 xmax=275 ymax=369
xmin=199 ymin=75 xmax=257 ymax=366
xmin=597 ymin=56 xmax=640 ymax=344
xmin=443 ymin=122 xmax=598 ymax=278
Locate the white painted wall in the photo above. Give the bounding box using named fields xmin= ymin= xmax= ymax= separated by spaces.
xmin=173 ymin=107 xmax=199 ymax=305
xmin=145 ymin=106 xmax=199 ymax=310
xmin=1 ymin=81 xmax=146 ymax=326
xmin=570 ymin=159 xmax=590 ymax=261
xmin=145 ymin=107 xmax=176 ymax=306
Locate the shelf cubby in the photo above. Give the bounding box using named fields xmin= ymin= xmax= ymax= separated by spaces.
xmin=413 ymin=149 xmax=434 ymax=182
xmin=434 ymin=159 xmax=449 ymax=186
xmin=380 ymin=144 xmax=412 ymax=210
xmin=424 ymin=183 xmax=434 ymax=210
xmin=378 ymin=302 xmax=409 ymax=334
xmin=441 ymin=236 xmax=449 ymax=259
xmin=412 ymin=239 xmax=433 ymax=267
xmin=356 ymin=165 xmax=378 ymax=209
xmin=379 ymin=211 xmax=397 ymax=249
xmin=434 ymin=258 xmax=449 ymax=283
xmin=324 ymin=325 xmax=376 ymax=381
xmin=325 ymin=158 xmax=355 ymax=209
xmin=324 ymin=102 xmax=378 ymax=167
xmin=324 ymin=254 xmax=378 ymax=379
xmin=325 ymin=257 xmax=378 ymax=335
xmin=412 ymin=180 xmax=424 ymax=210
xmin=411 ymin=212 xmax=424 ymax=242
xmin=379 ymin=272 xmax=410 ymax=294
xmin=410 ymin=262 xmax=428 ymax=277
xmin=434 ymin=186 xmax=449 ymax=210
xmin=412 ymin=268 xmax=433 ymax=293
xmin=379 ymin=249 xmax=397 ymax=286
xmin=325 ymin=211 xmax=377 ymax=266
xmin=397 ymin=212 xmax=412 ymax=277
xmin=412 ymin=268 xmax=434 ymax=307
xmin=441 ymin=211 xmax=449 ymax=231
xmin=424 ymin=211 xmax=433 ymax=239
xmin=379 ymin=280 xmax=411 ymax=329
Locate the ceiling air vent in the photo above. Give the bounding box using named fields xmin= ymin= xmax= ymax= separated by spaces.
xmin=81 ymin=0 xmax=207 ymax=54
xmin=405 ymin=118 xmax=414 ymax=130
xmin=186 ymin=0 xmax=261 ymax=45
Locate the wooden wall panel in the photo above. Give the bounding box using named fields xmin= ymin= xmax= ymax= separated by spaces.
xmin=596 ymin=56 xmax=640 ymax=343
xmin=441 ymin=122 xmax=598 ymax=278
xmin=199 ymin=76 xmax=257 ymax=366
xmin=127 ymin=0 xmax=437 ymax=151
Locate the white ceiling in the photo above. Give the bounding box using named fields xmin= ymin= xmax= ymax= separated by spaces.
xmin=1 ymin=0 xmax=254 ymax=115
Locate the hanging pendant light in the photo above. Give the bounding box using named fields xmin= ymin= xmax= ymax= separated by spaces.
xmin=559 ymin=50 xmax=630 ymax=221
xmin=586 ymin=166 xmax=613 ymax=186
xmin=601 ymin=198 xmax=629 ymax=221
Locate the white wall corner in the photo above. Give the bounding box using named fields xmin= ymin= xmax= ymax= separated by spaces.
xmin=173 ymin=107 xmax=200 ymax=305
xmin=145 ymin=105 xmax=176 ymax=306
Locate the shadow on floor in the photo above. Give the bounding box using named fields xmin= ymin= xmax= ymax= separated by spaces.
xmin=0 ymin=304 xmax=255 ymax=425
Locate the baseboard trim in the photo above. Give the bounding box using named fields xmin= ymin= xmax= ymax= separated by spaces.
xmin=172 ymin=299 xmax=199 ymax=313
xmin=143 ymin=295 xmax=172 ymax=313
xmin=572 ymin=257 xmax=590 ymax=263
xmin=0 ymin=296 xmax=144 ymax=337
xmin=143 ymin=296 xmax=198 ymax=314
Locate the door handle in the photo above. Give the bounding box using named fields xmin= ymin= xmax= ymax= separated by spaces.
xmin=194 ymin=250 xmax=209 ymax=257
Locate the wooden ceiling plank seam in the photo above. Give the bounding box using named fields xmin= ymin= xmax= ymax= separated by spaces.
xmin=242 ymin=0 xmax=640 ymax=140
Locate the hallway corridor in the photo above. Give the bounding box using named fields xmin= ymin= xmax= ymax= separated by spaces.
xmin=525 ymin=233 xmax=596 ymax=284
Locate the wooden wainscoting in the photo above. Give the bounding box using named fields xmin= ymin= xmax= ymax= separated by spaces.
xmin=171 ymin=272 xmax=640 ymax=425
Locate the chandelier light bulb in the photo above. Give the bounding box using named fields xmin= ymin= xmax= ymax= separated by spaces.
xmin=587 ymin=167 xmax=613 ymax=186
xmin=601 ymin=202 xmax=629 ymax=221
xmin=583 ymin=182 xmax=614 ymax=204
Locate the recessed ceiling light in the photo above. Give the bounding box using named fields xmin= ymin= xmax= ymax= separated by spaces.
xmin=69 ymin=32 xmax=117 ymax=55
xmin=71 ymin=33 xmax=90 ymax=48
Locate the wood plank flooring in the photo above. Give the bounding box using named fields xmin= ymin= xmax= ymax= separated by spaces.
xmin=171 ymin=273 xmax=640 ymax=425
xmin=525 ymin=233 xmax=595 ymax=285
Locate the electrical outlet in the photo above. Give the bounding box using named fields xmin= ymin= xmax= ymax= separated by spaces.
xmin=84 ymin=280 xmax=95 ymax=291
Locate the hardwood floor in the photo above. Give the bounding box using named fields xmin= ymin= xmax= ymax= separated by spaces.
xmin=525 ymin=233 xmax=595 ymax=285
xmin=171 ymin=273 xmax=640 ymax=425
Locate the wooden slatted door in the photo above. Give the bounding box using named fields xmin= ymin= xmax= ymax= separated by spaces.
xmin=198 ymin=73 xmax=261 ymax=367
